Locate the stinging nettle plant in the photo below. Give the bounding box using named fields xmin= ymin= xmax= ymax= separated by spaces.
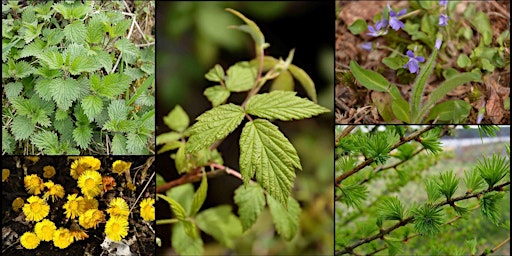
xmin=2 ymin=1 xmax=155 ymax=155
xmin=335 ymin=125 xmax=510 ymax=255
xmin=156 ymin=8 xmax=330 ymax=254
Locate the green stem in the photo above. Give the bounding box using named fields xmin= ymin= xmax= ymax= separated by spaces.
xmin=156 ymin=218 xmax=179 ymax=225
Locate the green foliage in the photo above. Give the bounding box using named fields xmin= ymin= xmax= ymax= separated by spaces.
xmin=157 ymin=8 xmax=329 ymax=252
xmin=475 ymin=154 xmax=509 ymax=188
xmin=2 ymin=1 xmax=155 ymax=154
xmin=377 ymin=196 xmax=405 ymax=221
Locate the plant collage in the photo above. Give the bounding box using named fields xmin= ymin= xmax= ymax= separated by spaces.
xmin=1 ymin=1 xmax=510 ymax=256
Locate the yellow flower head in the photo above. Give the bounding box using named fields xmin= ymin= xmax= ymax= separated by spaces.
xmin=77 ymin=170 xmax=103 ymax=198
xmin=24 ymin=174 xmax=44 ymax=195
xmin=69 ymin=224 xmax=89 ymax=242
xmin=43 ymin=165 xmax=56 ymax=178
xmin=22 ymin=196 xmax=49 ymax=222
xmin=112 ymin=160 xmax=132 ymax=175
xmin=106 ymin=197 xmax=130 ymax=218
xmin=53 ymin=227 xmax=73 ymax=249
xmin=2 ymin=168 xmax=10 ymax=182
xmin=83 ymin=197 xmax=99 ymax=211
xmin=34 ymin=219 xmax=57 ymax=241
xmin=70 ymin=156 xmax=101 ymax=179
xmin=139 ymin=198 xmax=155 ymax=221
xmin=63 ymin=194 xmax=85 ymax=219
xmin=79 ymin=209 xmax=105 ymax=229
xmin=105 ymin=216 xmax=129 ymax=242
xmin=12 ymin=197 xmax=24 ymax=212
xmin=43 ymin=181 xmax=65 ymax=202
xmin=20 ymin=231 xmax=40 ymax=249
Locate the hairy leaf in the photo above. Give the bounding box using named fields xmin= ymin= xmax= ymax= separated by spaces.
xmin=30 ymin=130 xmax=60 ymax=154
xmin=186 ymin=104 xmax=244 ymax=152
xmin=234 ymin=183 xmax=266 ymax=231
xmin=245 ymin=91 xmax=329 ymax=121
xmin=204 ymin=85 xmax=230 ymax=107
xmin=73 ymin=124 xmax=92 ymax=149
xmin=267 ymin=195 xmax=301 ymax=241
xmin=64 ymin=20 xmax=86 ymax=44
xmin=81 ymin=95 xmax=103 ymax=122
xmin=204 ymin=64 xmax=225 ymax=82
xmin=50 ymin=78 xmax=80 ymax=111
xmin=115 ymin=38 xmax=140 ymax=58
xmin=111 ymin=133 xmax=128 ymax=155
xmin=163 ymin=105 xmax=189 ymax=132
xmin=239 ymin=119 xmax=301 ymax=207
xmin=196 ymin=205 xmax=243 ymax=248
xmin=11 ymin=115 xmax=35 ymax=140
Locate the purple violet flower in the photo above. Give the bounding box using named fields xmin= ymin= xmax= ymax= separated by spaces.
xmin=361 ymin=42 xmax=373 ymax=51
xmin=388 ymin=5 xmax=407 ymax=31
xmin=439 ymin=14 xmax=448 ymax=26
xmin=439 ymin=0 xmax=448 ymax=6
xmin=367 ymin=19 xmax=388 ymax=37
xmin=435 ymin=38 xmax=442 ymax=50
xmin=403 ymin=50 xmax=425 ymax=74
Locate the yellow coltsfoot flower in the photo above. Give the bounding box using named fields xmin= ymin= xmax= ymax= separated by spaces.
xmin=106 ymin=197 xmax=130 ymax=218
xmin=112 ymin=160 xmax=132 ymax=175
xmin=79 ymin=209 xmax=105 ymax=229
xmin=42 ymin=165 xmax=56 ymax=178
xmin=53 ymin=227 xmax=73 ymax=249
xmin=77 ymin=170 xmax=103 ymax=198
xmin=70 ymin=156 xmax=101 ymax=179
xmin=34 ymin=219 xmax=57 ymax=241
xmin=139 ymin=198 xmax=155 ymax=221
xmin=105 ymin=216 xmax=129 ymax=242
xmin=63 ymin=194 xmax=85 ymax=219
xmin=24 ymin=174 xmax=44 ymax=195
xmin=22 ymin=196 xmax=50 ymax=222
xmin=20 ymin=231 xmax=40 ymax=249
xmin=43 ymin=181 xmax=65 ymax=202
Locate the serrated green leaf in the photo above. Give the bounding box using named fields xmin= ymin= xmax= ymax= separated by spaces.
xmin=22 ymin=20 xmax=43 ymax=44
xmin=270 ymin=69 xmax=294 ymax=92
xmin=163 ymin=105 xmax=189 ymax=132
xmin=204 ymin=85 xmax=230 ymax=107
xmin=11 ymin=115 xmax=35 ymax=140
xmin=226 ymin=8 xmax=266 ymax=49
xmin=267 ymin=195 xmax=301 ymax=241
xmin=73 ymin=124 xmax=92 ymax=149
xmin=44 ymin=28 xmax=64 ymax=46
xmin=196 ymin=205 xmax=243 ymax=248
xmin=171 ymin=222 xmax=203 ymax=256
xmin=186 ymin=104 xmax=244 ymax=152
xmin=205 ymin=64 xmax=225 ymax=82
xmin=91 ymin=48 xmax=113 ymax=73
xmin=156 ymin=131 xmax=181 ymax=146
xmin=426 ymin=100 xmax=471 ymax=123
xmin=94 ymin=73 xmax=133 ymax=98
xmin=350 ymin=60 xmax=390 ymax=92
xmin=69 ymin=54 xmax=101 ymax=75
xmin=348 ymin=19 xmax=367 ymax=35
xmin=175 ymin=144 xmax=189 ymax=174
xmin=288 ymin=64 xmax=318 ymax=102
xmin=55 ymin=109 xmax=68 ymax=121
xmin=239 ymin=119 xmax=301 ymax=207
xmin=32 ymin=109 xmax=51 ymax=127
xmin=35 ymin=66 xmax=62 ymax=79
xmin=127 ymin=132 xmax=148 ymax=154
xmin=11 ymin=97 xmax=33 ymax=117
xmin=107 ymin=99 xmax=130 ymax=121
xmin=37 ymin=49 xmax=63 ymax=69
xmin=111 ymin=133 xmax=128 ymax=155
xmin=34 ymin=78 xmax=53 ymax=100
xmin=111 ymin=19 xmax=132 ymax=38
xmin=225 ymin=61 xmax=256 ymax=92
xmin=30 ymin=130 xmax=60 ymax=154
xmin=157 ymin=194 xmax=187 ymax=221
xmin=2 ymin=129 xmax=15 ymax=154
xmin=189 ymin=171 xmax=208 ymax=217
xmin=14 ymin=61 xmax=36 ymax=79
xmin=115 ymin=38 xmax=140 ymax=57
xmin=157 ymin=141 xmax=183 ymax=154
xmin=245 ymin=91 xmax=329 ymax=121
xmin=53 ymin=118 xmax=74 ymax=143
xmin=50 ymin=78 xmax=80 ymax=111
xmin=19 ymin=38 xmax=45 ymax=58
xmin=64 ymin=20 xmax=86 ymax=44
xmin=457 ymin=54 xmax=471 ymax=68
xmin=4 ymin=82 xmax=23 ymax=100
xmin=81 ymin=95 xmax=103 ymax=122
xmin=234 ymin=183 xmax=266 ymax=231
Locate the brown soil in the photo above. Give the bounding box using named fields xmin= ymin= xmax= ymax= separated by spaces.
xmin=336 ymin=0 xmax=510 ymax=124
xmin=2 ymin=156 xmax=155 ymax=256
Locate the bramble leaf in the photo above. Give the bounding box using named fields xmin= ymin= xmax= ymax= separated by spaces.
xmin=204 ymin=85 xmax=230 ymax=107
xmin=157 ymin=194 xmax=187 ymax=221
xmin=267 ymin=194 xmax=301 ymax=241
xmin=225 ymin=61 xmax=256 ymax=92
xmin=226 ymin=8 xmax=267 ymax=50
xmin=288 ymin=64 xmax=318 ymax=102
xmin=163 ymin=105 xmax=189 ymax=132
xmin=171 ymin=222 xmax=203 ymax=256
xmin=239 ymin=119 xmax=301 ymax=207
xmin=189 ymin=170 xmax=208 ymax=217
xmin=234 ymin=183 xmax=266 ymax=231
xmin=245 ymin=91 xmax=329 ymax=121
xmin=186 ymin=104 xmax=245 ymax=152
xmin=196 ymin=205 xmax=243 ymax=248
xmin=205 ymin=64 xmax=225 ymax=82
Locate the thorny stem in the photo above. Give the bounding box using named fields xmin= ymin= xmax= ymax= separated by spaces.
xmin=335 ymin=125 xmax=435 ymax=187
xmin=336 ymin=181 xmax=510 ymax=255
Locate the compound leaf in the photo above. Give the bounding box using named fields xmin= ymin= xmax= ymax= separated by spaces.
xmin=245 ymin=90 xmax=329 ymax=121
xmin=239 ymin=119 xmax=301 ymax=207
xmin=186 ymin=104 xmax=244 ymax=152
xmin=163 ymin=105 xmax=189 ymax=132
xmin=196 ymin=205 xmax=243 ymax=248
xmin=234 ymin=183 xmax=266 ymax=231
xmin=204 ymin=85 xmax=230 ymax=107
xmin=267 ymin=194 xmax=301 ymax=241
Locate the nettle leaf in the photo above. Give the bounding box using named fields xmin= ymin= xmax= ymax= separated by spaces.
xmin=22 ymin=20 xmax=43 ymax=44
xmin=93 ymin=73 xmax=133 ymax=98
xmin=81 ymin=95 xmax=103 ymax=122
xmin=205 ymin=64 xmax=225 ymax=82
xmin=115 ymin=38 xmax=140 ymax=58
xmin=189 ymin=171 xmax=208 ymax=217
xmin=2 ymin=129 xmax=15 ymax=154
xmin=35 ymin=66 xmax=62 ymax=79
xmin=11 ymin=115 xmax=35 ymax=140
xmin=111 ymin=19 xmax=131 ymax=38
xmin=69 ymin=54 xmax=101 ymax=75
xmin=73 ymin=124 xmax=92 ymax=149
xmin=11 ymin=97 xmax=33 ymax=117
xmin=13 ymin=61 xmax=36 ymax=79
xmin=245 ymin=91 xmax=329 ymax=121
xmin=239 ymin=119 xmax=301 ymax=207
xmin=30 ymin=130 xmax=60 ymax=154
xmin=43 ymin=28 xmax=65 ymax=46
xmin=234 ymin=183 xmax=266 ymax=231
xmin=225 ymin=61 xmax=256 ymax=92
xmin=37 ymin=49 xmax=63 ymax=69
xmin=163 ymin=105 xmax=189 ymax=132
xmin=64 ymin=20 xmax=86 ymax=44
xmin=106 ymin=99 xmax=130 ymax=122
xmin=111 ymin=133 xmax=128 ymax=155
xmin=86 ymin=15 xmax=104 ymax=44
xmin=127 ymin=132 xmax=149 ymax=154
xmin=19 ymin=38 xmax=45 ymax=58
xmin=186 ymin=104 xmax=245 ymax=152
xmin=4 ymin=82 xmax=23 ymax=100
xmin=267 ymin=194 xmax=301 ymax=241
xmin=204 ymin=85 xmax=230 ymax=107
xmin=195 ymin=205 xmax=243 ymax=248
xmin=55 ymin=109 xmax=68 ymax=121
xmin=50 ymin=78 xmax=80 ymax=111
xmin=93 ymin=49 xmax=113 ymax=73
